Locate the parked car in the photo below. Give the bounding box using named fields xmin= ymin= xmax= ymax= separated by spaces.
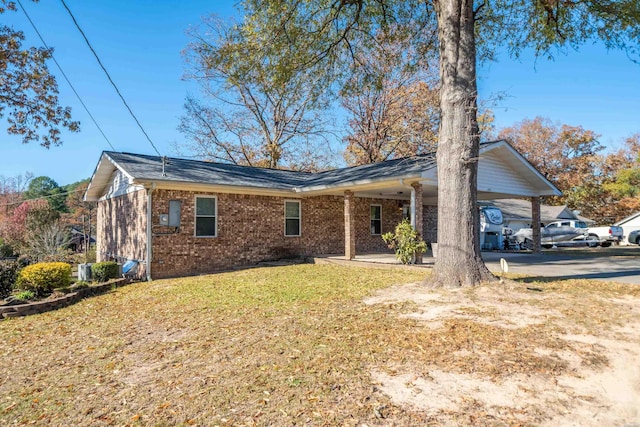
xmin=513 ymin=220 xmax=598 ymax=249
xmin=540 ymin=220 xmax=622 ymax=247
xmin=628 ymin=230 xmax=640 ymax=245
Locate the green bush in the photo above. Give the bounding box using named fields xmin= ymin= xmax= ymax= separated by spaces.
xmin=382 ymin=219 xmax=428 ymax=264
xmin=13 ymin=290 xmax=35 ymax=302
xmin=15 ymin=262 xmax=71 ymax=297
xmin=0 ymin=260 xmax=21 ymax=299
xmin=91 ymin=261 xmax=119 ymax=282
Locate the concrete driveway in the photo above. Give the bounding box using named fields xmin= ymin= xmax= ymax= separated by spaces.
xmin=482 ymin=246 xmax=640 ymax=284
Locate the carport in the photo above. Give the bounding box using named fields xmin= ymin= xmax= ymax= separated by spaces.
xmin=296 ymin=140 xmax=561 ymax=259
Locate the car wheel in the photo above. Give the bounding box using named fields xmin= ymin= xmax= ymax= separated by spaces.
xmin=542 ymin=244 xmax=553 ymax=249
xmin=635 ymin=237 xmax=640 ymax=245
xmin=587 ymin=234 xmax=599 ymax=248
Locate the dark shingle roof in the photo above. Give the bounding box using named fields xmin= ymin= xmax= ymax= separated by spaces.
xmin=104 ymin=151 xmax=438 ymax=191
xmin=105 ymin=152 xmax=312 ymax=190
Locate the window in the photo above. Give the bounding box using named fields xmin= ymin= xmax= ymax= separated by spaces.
xmin=370 ymin=205 xmax=382 ymax=235
xmin=195 ymin=196 xmax=217 ymax=237
xmin=285 ymin=200 xmax=301 ymax=236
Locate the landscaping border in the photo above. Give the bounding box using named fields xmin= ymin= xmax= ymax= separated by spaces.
xmin=0 ymin=278 xmax=129 ymax=319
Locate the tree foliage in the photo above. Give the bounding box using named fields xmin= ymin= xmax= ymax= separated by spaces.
xmin=179 ymin=16 xmax=336 ymax=171
xmin=219 ymin=0 xmax=640 ymax=287
xmin=0 ymin=1 xmax=80 ymax=147
xmin=501 ymin=120 xmax=640 ymax=224
xmin=340 ymin=28 xmax=440 ymax=164
xmin=23 ymin=175 xmax=67 ymax=213
xmin=499 ymin=116 xmax=603 ymax=195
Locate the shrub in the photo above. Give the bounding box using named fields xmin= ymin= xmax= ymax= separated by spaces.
xmin=91 ymin=261 xmax=119 ymax=283
xmin=13 ymin=290 xmax=35 ymax=302
xmin=15 ymin=262 xmax=71 ymax=297
xmin=0 ymin=260 xmax=21 ymax=299
xmin=382 ymin=219 xmax=428 ymax=264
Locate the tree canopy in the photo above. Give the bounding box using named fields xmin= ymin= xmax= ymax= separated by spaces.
xmin=179 ymin=16 xmax=336 ymax=171
xmin=233 ymin=0 xmax=640 ymax=287
xmin=499 ymin=118 xmax=640 ymax=224
xmin=0 ymin=1 xmax=80 ymax=147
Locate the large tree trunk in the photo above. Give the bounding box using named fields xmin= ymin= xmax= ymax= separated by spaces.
xmin=429 ymin=0 xmax=495 ymax=287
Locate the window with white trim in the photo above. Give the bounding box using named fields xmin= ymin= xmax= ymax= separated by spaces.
xmin=195 ymin=196 xmax=217 ymax=237
xmin=370 ymin=204 xmax=382 ymax=235
xmin=285 ymin=200 xmax=301 ymax=236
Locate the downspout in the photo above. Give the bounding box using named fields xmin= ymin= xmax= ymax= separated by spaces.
xmin=146 ymin=183 xmax=156 ymax=281
xmin=399 ymin=179 xmax=416 ymax=228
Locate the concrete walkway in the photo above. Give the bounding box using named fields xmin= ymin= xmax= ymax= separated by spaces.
xmin=314 ymin=246 xmax=640 ymax=284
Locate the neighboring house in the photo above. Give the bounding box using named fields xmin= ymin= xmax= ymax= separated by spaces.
xmin=84 ymin=140 xmax=561 ymax=280
xmin=614 ymin=211 xmax=640 ymax=245
xmin=483 ymin=198 xmax=594 ymax=234
xmin=68 ymin=226 xmax=96 ymax=253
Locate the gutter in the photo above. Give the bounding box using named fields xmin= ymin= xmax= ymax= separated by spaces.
xmin=146 ymin=183 xmax=156 ymax=281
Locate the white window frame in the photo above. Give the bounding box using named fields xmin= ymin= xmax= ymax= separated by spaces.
xmin=284 ymin=200 xmax=301 ymax=237
xmin=370 ymin=204 xmax=382 ymax=235
xmin=194 ymin=195 xmax=217 ymax=238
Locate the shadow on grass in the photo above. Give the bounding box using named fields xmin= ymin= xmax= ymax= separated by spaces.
xmin=511 ymin=268 xmax=640 ymax=284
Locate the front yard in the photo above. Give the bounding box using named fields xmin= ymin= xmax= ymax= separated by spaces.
xmin=1 ymin=264 xmax=639 ymax=426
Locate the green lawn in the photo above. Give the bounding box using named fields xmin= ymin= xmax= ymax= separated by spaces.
xmin=1 ymin=264 xmax=638 ymax=426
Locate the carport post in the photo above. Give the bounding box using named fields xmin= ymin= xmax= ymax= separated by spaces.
xmin=531 ymin=196 xmax=542 ymax=254
xmin=344 ymin=190 xmax=356 ymax=260
xmin=411 ymin=182 xmax=424 ymax=263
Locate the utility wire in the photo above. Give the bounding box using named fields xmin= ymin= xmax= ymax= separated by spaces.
xmin=59 ymin=0 xmax=162 ymax=157
xmin=0 ymin=188 xmax=84 ymax=208
xmin=16 ymin=0 xmax=117 ymax=152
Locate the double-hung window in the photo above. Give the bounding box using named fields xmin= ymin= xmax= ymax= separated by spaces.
xmin=285 ymin=200 xmax=301 ymax=237
xmin=370 ymin=205 xmax=382 ymax=235
xmin=195 ymin=196 xmax=217 ymax=237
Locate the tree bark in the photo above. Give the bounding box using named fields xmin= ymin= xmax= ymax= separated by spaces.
xmin=429 ymin=0 xmax=495 ymax=287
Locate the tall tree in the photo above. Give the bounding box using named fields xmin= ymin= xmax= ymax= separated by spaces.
xmin=0 ymin=1 xmax=80 ymax=147
xmin=179 ymin=16 xmax=335 ymax=170
xmin=500 ymin=121 xmax=640 ymax=224
xmin=23 ymin=175 xmax=67 ymax=213
xmin=340 ymin=20 xmax=440 ymax=165
xmin=498 ymin=116 xmax=603 ymax=202
xmin=237 ymin=0 xmax=640 ymax=287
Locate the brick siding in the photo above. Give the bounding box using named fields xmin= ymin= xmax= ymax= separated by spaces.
xmin=97 ymin=189 xmax=436 ymax=279
xmin=97 ymin=189 xmax=147 ymax=278
xmin=423 ymin=205 xmax=438 ymax=243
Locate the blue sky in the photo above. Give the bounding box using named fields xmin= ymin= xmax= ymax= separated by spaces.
xmin=2 ymin=1 xmax=639 ymax=186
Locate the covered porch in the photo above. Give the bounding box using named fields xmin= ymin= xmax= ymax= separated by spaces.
xmin=300 ymin=140 xmax=561 ymax=261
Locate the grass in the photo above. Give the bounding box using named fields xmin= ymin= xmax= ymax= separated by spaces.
xmin=0 ymin=264 xmax=637 ymax=426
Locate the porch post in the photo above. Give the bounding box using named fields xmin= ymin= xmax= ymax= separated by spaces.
xmin=344 ymin=190 xmax=356 ymax=260
xmin=531 ymin=196 xmax=541 ymax=254
xmin=412 ymin=182 xmax=424 ymax=263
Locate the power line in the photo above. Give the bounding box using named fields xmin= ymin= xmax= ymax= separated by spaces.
xmin=59 ymin=0 xmax=162 ymax=157
xmin=16 ymin=0 xmax=117 ymax=152
xmin=0 ymin=188 xmax=84 ymax=208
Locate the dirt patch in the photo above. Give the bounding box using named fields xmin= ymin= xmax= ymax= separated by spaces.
xmin=366 ymin=281 xmax=640 ymax=426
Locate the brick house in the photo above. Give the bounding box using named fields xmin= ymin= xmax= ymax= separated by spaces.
xmin=84 ymin=140 xmax=560 ymax=279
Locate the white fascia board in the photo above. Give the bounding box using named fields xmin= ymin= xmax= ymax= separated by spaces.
xmin=132 ymin=179 xmax=296 ymax=198
xmin=481 ymin=140 xmax=562 ymax=196
xmin=294 ymin=174 xmax=423 ymax=195
xmin=85 ymin=153 xmax=137 ymax=201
